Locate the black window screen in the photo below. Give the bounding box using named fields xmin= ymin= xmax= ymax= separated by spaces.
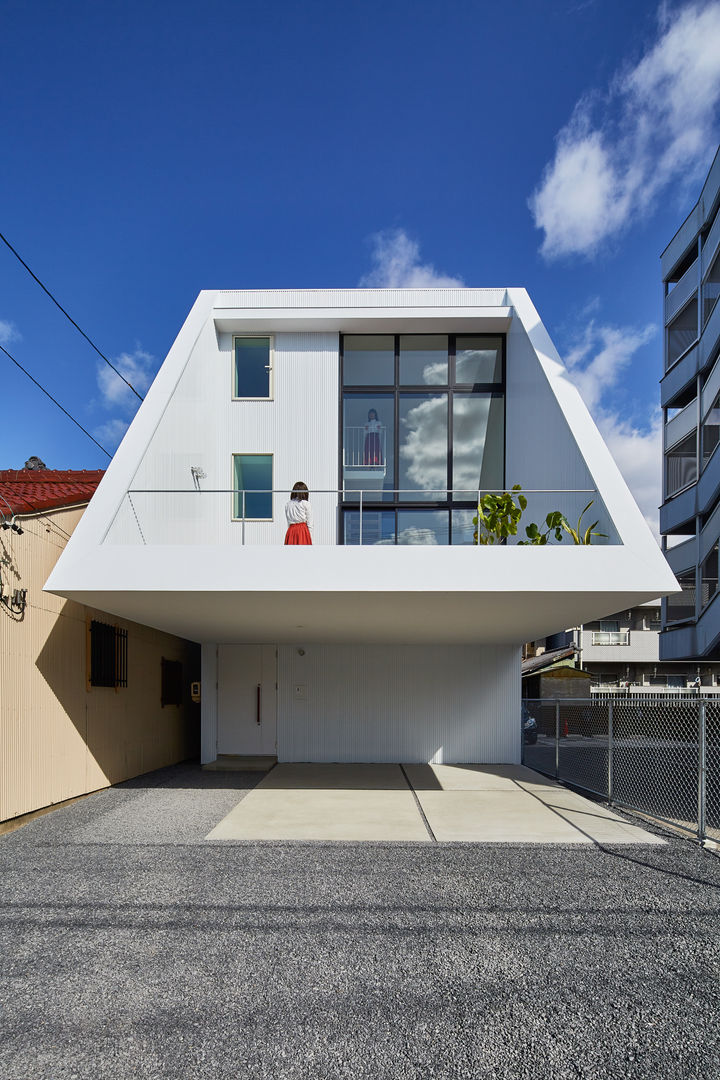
xmin=90 ymin=620 xmax=127 ymax=688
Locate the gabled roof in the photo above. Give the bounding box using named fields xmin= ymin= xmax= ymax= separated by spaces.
xmin=0 ymin=470 xmax=105 ymax=515
xmin=521 ymin=645 xmax=578 ymax=677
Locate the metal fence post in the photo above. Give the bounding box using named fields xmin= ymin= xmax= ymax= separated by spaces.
xmin=607 ymin=700 xmax=614 ymax=804
xmin=555 ymin=700 xmax=560 ymax=780
xmin=698 ymin=701 xmax=707 ymax=843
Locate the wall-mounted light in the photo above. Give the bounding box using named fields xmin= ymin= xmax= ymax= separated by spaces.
xmin=190 ymin=466 xmax=207 ymax=491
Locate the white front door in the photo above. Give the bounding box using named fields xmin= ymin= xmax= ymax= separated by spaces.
xmin=217 ymin=645 xmax=277 ymax=756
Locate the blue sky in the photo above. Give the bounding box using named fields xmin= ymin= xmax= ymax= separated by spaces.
xmin=1 ymin=0 xmax=719 ymax=533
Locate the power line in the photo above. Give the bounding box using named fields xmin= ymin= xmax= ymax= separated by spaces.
xmin=0 ymin=342 xmax=112 ymax=458
xmin=0 ymin=230 xmax=144 ymax=401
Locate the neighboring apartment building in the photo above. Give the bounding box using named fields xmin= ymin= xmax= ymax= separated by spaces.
xmin=45 ymin=288 xmax=677 ymax=765
xmin=542 ymin=601 xmax=720 ymax=695
xmin=0 ymin=467 xmax=199 ymax=824
xmin=661 ymin=146 xmax=720 ymax=660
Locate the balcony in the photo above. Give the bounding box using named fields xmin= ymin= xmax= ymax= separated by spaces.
xmin=103 ymin=487 xmax=619 ymax=547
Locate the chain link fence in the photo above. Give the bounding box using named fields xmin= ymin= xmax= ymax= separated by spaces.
xmin=522 ymin=697 xmax=720 ymax=844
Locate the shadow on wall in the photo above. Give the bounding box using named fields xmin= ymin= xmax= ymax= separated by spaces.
xmin=34 ymin=598 xmax=200 ymax=790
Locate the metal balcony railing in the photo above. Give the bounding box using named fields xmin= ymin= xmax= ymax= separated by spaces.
xmin=103 ymin=487 xmax=618 ymax=546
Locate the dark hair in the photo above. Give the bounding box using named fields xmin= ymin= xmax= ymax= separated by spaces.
xmin=368 ymin=408 xmax=378 ymax=421
xmin=290 ymin=481 xmax=309 ymax=502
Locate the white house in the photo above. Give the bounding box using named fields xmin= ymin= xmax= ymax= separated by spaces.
xmin=45 ymin=288 xmax=677 ymax=766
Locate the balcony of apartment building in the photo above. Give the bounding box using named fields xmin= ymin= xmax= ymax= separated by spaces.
xmin=660 ymin=147 xmax=720 ymax=660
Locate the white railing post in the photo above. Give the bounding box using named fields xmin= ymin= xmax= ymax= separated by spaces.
xmin=242 ymin=489 xmax=246 ymax=546
xmin=359 ymin=489 xmax=363 ymax=545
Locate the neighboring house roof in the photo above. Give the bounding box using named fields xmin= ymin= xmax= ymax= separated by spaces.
xmin=521 ymin=645 xmax=578 ymax=677
xmin=0 ymin=470 xmax=105 ymax=515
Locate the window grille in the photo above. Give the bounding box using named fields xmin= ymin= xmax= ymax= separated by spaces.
xmin=161 ymin=658 xmax=183 ymax=706
xmin=89 ymin=620 xmax=128 ymax=688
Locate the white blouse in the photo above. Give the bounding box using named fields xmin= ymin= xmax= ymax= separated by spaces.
xmin=285 ymin=499 xmax=313 ymax=533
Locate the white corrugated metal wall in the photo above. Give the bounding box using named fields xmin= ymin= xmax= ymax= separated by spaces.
xmin=276 ymin=643 xmax=521 ymax=763
xmin=107 ymin=328 xmax=340 ymax=544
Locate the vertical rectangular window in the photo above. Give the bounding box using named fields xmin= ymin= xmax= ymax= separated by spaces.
xmin=398 ymin=393 xmax=448 ymax=501
xmin=343 ymin=509 xmax=396 ymax=545
xmin=666 ymin=569 xmax=696 ymax=622
xmin=702 ymin=543 xmax=718 ymax=608
xmin=452 ymin=394 xmax=504 ymax=495
xmin=89 ymin=620 xmax=127 ymax=688
xmin=667 ymin=299 xmax=698 ymax=368
xmin=342 ymin=394 xmax=394 ymax=501
xmin=702 ymin=393 xmax=720 ymax=467
xmin=703 ymin=248 xmax=720 ymax=327
xmin=233 ymin=454 xmax=273 ymax=520
xmin=161 ymin=658 xmax=184 ymax=706
xmin=666 ymin=432 xmax=697 ymax=496
xmin=234 ymin=337 xmax=272 ymax=398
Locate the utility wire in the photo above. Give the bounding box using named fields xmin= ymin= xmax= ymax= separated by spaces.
xmin=0 ymin=230 xmax=144 ymax=401
xmin=0 ymin=342 xmax=111 ymax=458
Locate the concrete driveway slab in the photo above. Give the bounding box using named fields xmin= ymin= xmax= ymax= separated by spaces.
xmin=416 ymin=789 xmax=590 ymax=842
xmin=207 ymin=764 xmax=430 ymax=841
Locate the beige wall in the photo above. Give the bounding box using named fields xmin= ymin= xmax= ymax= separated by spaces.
xmin=0 ymin=505 xmax=199 ymax=823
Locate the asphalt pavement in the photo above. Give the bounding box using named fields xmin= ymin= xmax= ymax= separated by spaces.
xmin=1 ymin=761 xmax=719 ymax=1079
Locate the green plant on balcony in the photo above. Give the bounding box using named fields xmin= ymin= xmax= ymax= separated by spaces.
xmin=559 ymin=501 xmax=607 ymax=545
xmin=473 ymin=488 xmax=605 ymax=545
xmin=473 ymin=485 xmax=527 ymax=544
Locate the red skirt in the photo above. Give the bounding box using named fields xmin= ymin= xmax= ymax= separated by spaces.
xmin=285 ymin=523 xmax=312 ymax=545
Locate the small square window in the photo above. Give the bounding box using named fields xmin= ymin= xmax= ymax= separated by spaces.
xmin=233 ymin=454 xmax=273 ymax=520
xmin=234 ymin=336 xmax=272 ymax=398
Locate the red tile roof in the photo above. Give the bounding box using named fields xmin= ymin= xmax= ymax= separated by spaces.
xmin=0 ymin=470 xmax=105 ymax=516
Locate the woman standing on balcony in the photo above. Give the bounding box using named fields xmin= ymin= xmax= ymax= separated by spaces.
xmin=363 ymin=408 xmax=382 ymax=465
xmin=284 ymin=481 xmax=313 ymax=545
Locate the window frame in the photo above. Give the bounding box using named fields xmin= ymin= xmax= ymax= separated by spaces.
xmin=231 ymin=452 xmax=274 ymax=522
xmin=87 ymin=618 xmax=128 ymax=690
xmin=232 ymin=334 xmax=274 ymax=401
xmin=338 ymin=333 xmax=506 ymax=544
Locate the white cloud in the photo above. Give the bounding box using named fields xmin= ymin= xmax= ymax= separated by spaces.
xmin=595 ymin=408 xmax=663 ymax=539
xmin=564 ymin=320 xmax=656 ymax=412
xmin=93 ymin=417 xmax=130 ymax=449
xmin=94 ymin=347 xmax=157 ymax=451
xmin=0 ymin=319 xmax=21 ymax=345
xmin=360 ymin=229 xmax=465 ymax=287
xmin=97 ymin=348 xmax=156 ymax=410
xmin=530 ymin=2 xmax=720 ymax=258
xmin=562 ymin=320 xmax=662 ymax=537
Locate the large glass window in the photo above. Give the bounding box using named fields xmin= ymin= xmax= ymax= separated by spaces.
xmin=399 ymin=335 xmax=448 ymax=385
xmin=343 ymin=335 xmax=394 ymax=385
xmin=399 ymin=394 xmax=448 ymax=501
xmin=340 ymin=333 xmax=505 ymax=543
xmin=234 ymin=337 xmax=272 ymax=398
xmin=342 ymin=393 xmax=394 ymax=502
xmin=452 ymin=394 xmax=504 ymax=493
xmin=666 ymin=432 xmax=697 ymax=496
xmin=455 ymin=336 xmax=503 ymax=384
xmin=233 ymin=454 xmax=272 ymax=520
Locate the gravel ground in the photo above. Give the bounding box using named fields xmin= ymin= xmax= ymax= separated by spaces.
xmin=1 ymin=762 xmax=720 ymax=1079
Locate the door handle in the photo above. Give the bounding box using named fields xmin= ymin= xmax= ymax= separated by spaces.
xmin=256 ymin=683 xmax=262 ymax=725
